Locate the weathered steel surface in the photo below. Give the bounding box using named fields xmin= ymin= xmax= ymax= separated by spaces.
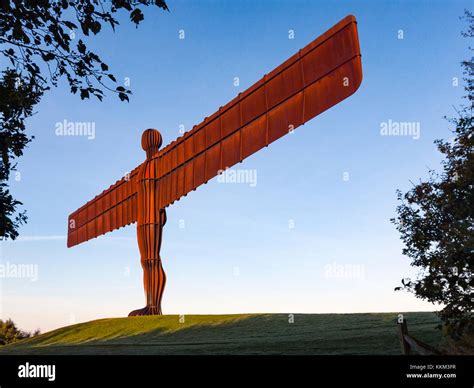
xmin=67 ymin=167 xmax=139 ymax=248
xmin=68 ymin=15 xmax=362 ymax=248
xmin=129 ymin=130 xmax=167 ymax=316
xmin=67 ymin=15 xmax=363 ymax=315
xmin=152 ymin=14 xmax=362 ymax=209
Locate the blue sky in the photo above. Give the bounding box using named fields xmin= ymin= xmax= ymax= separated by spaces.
xmin=0 ymin=0 xmax=470 ymax=332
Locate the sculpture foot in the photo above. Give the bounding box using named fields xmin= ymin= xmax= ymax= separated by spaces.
xmin=128 ymin=306 xmax=162 ymax=316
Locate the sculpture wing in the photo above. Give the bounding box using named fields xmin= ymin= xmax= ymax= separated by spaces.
xmin=151 ymin=15 xmax=362 ymax=209
xmin=67 ymin=15 xmax=362 ymax=247
xmin=67 ymin=166 xmax=141 ymax=247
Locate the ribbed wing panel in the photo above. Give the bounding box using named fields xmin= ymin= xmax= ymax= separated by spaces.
xmin=67 ymin=166 xmax=141 ymax=247
xmin=67 ymin=15 xmax=363 ymax=247
xmin=153 ymin=15 xmax=362 ymax=208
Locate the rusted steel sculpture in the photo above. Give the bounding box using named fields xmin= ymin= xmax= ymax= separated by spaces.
xmin=67 ymin=15 xmax=363 ymax=316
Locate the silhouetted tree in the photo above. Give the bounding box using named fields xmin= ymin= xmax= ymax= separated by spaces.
xmin=0 ymin=318 xmax=40 ymax=345
xmin=392 ymin=10 xmax=473 ymax=340
xmin=0 ymin=0 xmax=168 ymax=239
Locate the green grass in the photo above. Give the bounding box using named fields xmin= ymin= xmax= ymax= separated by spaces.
xmin=0 ymin=312 xmax=443 ymax=355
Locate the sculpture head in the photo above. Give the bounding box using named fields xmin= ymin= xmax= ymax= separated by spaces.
xmin=141 ymin=128 xmax=163 ymax=159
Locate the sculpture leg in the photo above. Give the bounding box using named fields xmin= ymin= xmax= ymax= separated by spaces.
xmin=129 ymin=211 xmax=167 ymax=317
xmin=142 ymin=257 xmax=166 ymax=315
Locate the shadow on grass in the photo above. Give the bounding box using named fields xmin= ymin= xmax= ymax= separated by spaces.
xmin=0 ymin=312 xmax=443 ymax=355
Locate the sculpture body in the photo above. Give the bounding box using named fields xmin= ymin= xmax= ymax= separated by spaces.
xmin=66 ymin=16 xmax=363 ymax=316
xmin=129 ymin=130 xmax=167 ymax=316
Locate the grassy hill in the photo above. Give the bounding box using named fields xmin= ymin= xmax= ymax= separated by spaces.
xmin=0 ymin=312 xmax=443 ymax=355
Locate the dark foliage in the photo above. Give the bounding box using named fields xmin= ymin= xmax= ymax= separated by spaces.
xmin=392 ymin=10 xmax=473 ymax=340
xmin=0 ymin=318 xmax=40 ymax=345
xmin=0 ymin=0 xmax=168 ymax=239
